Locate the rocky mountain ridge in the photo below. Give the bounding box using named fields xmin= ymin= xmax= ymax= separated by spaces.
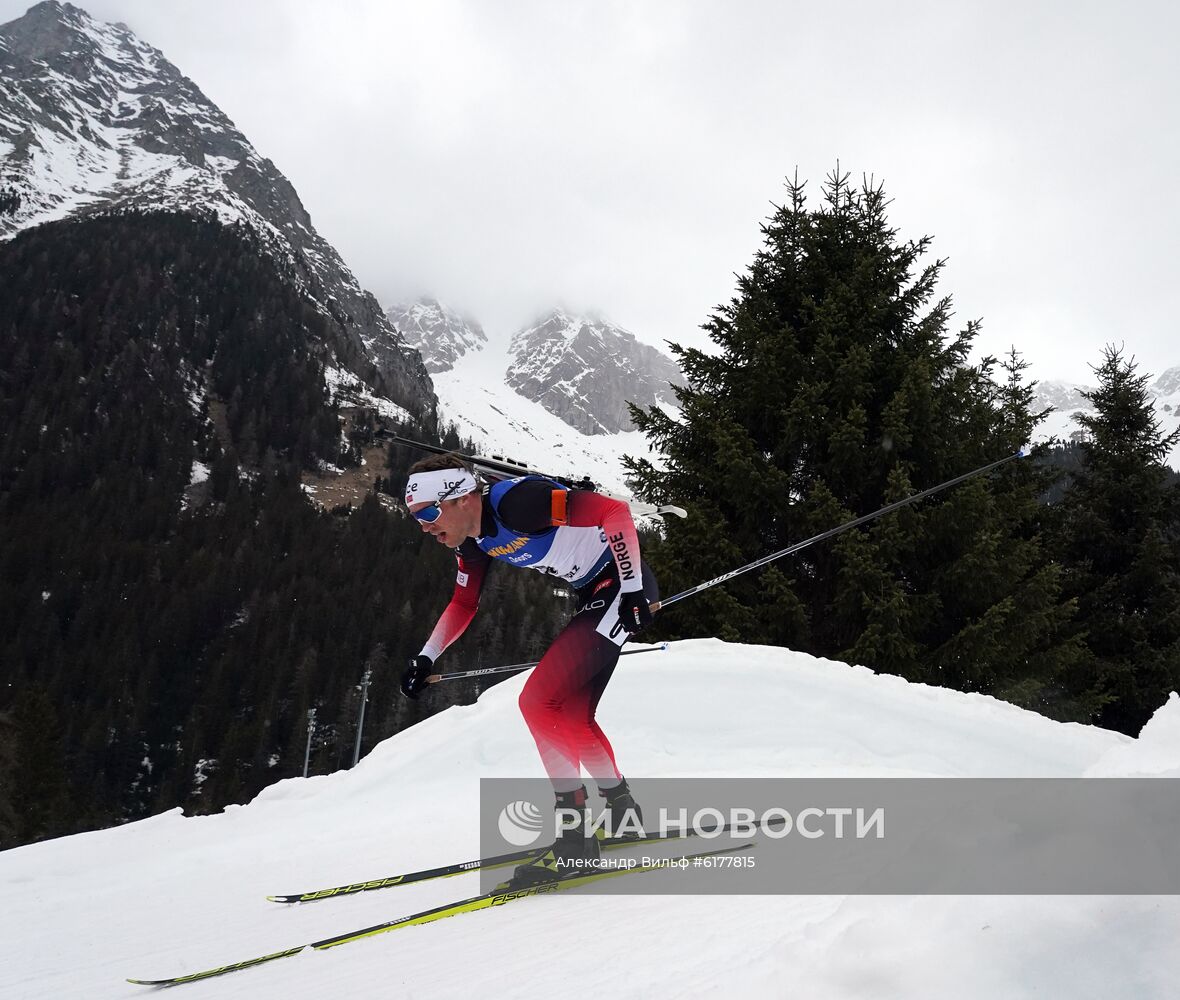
xmin=505 ymin=308 xmax=682 ymax=435
xmin=0 ymin=0 xmax=433 ymax=419
xmin=385 ymin=297 xmax=487 ymax=375
xmin=388 ymin=296 xmax=683 ymax=438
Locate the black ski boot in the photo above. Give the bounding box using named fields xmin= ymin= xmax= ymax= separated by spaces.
xmin=598 ymin=778 xmax=644 ymax=842
xmin=506 ymin=786 xmax=601 ymax=888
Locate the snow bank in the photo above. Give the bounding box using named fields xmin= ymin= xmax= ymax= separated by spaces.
xmin=2 ymin=640 xmax=1177 ymax=1000
xmin=1085 ymin=692 xmax=1180 ymax=777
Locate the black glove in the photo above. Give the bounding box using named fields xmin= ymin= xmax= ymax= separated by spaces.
xmin=401 ymin=655 xmax=433 ymax=700
xmin=617 ymin=591 xmax=654 ymax=634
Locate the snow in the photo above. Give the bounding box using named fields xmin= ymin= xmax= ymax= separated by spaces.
xmin=401 ymin=300 xmax=682 ymax=495
xmin=2 ymin=638 xmax=1178 ymax=998
xmin=1033 ymin=375 xmax=1180 ymax=468
xmin=184 ymin=374 xmax=206 ymax=416
xmin=433 ymin=338 xmax=664 ymax=498
xmin=323 ymin=363 xmax=411 ymax=424
xmin=0 ymin=79 xmax=240 ymax=237
xmin=192 ymin=758 xmax=216 ymax=791
xmin=1085 ymin=693 xmax=1180 ymax=778
xmin=386 ymin=299 xmax=488 ymax=367
xmin=203 ymin=154 xmax=240 ymax=174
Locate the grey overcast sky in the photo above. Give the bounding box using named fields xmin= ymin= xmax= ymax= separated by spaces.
xmin=4 ymin=0 xmax=1178 ymax=385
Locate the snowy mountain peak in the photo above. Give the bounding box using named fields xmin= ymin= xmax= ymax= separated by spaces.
xmin=510 ymin=307 xmax=626 ymax=351
xmin=0 ymin=1 xmax=433 ymax=417
xmin=8 ymin=2 xmax=160 ymax=71
xmin=1153 ymin=366 xmax=1180 ymax=398
xmin=0 ymin=1 xmax=250 ymax=231
xmin=1032 ymin=379 xmax=1092 ymax=414
xmin=385 ymin=297 xmax=487 ymax=374
xmin=506 ymin=308 xmax=681 ymax=435
xmin=1031 ymin=376 xmax=1180 ymax=464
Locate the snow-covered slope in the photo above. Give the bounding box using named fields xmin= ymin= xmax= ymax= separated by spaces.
xmin=432 ymin=336 xmax=667 ymax=497
xmin=4 ymin=638 xmax=1179 ymax=999
xmin=404 ymin=302 xmax=681 ymax=496
xmin=1033 ymin=370 xmax=1180 ymax=467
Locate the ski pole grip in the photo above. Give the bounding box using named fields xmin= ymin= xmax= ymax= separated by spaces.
xmin=649 ymin=601 xmax=662 ymax=614
xmin=426 ymin=674 xmax=442 ymax=684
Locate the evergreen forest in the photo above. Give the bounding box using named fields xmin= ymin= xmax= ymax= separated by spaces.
xmin=0 ymin=213 xmax=569 ymax=847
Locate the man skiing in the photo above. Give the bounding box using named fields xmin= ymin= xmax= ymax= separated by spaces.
xmin=399 ymin=453 xmax=658 ymax=887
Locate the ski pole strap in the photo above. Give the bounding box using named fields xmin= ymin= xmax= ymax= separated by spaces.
xmin=652 ymin=449 xmax=1026 ymax=613
xmin=426 ymin=642 xmax=669 ymax=683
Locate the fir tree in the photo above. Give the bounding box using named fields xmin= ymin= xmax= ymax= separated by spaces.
xmin=626 ymin=169 xmax=1083 ymax=709
xmin=0 ymin=708 xmax=18 ymax=846
xmin=10 ymin=687 xmax=72 ymax=844
xmin=1053 ymin=346 xmax=1180 ymax=734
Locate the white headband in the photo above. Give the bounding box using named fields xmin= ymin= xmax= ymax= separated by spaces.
xmin=404 ymin=469 xmax=478 ymax=506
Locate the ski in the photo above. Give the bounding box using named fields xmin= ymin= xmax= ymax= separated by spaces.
xmin=127 ymin=842 xmax=753 ymax=987
xmin=266 ymin=844 xmax=541 ymax=904
xmin=381 ymin=432 xmax=688 ymax=519
xmin=267 ymin=815 xmax=777 ymax=904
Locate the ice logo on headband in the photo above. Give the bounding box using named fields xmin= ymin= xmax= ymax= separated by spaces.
xmin=404 ymin=470 xmax=476 ymax=508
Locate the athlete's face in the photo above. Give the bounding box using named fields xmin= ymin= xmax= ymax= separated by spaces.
xmin=409 ymin=493 xmax=478 ymax=547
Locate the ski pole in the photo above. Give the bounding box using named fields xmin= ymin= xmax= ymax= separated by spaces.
xmin=426 ymin=642 xmax=669 ymax=684
xmin=650 ymin=449 xmax=1026 ymax=614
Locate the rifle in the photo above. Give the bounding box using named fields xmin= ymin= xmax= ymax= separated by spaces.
xmin=380 ymin=431 xmax=687 ymax=519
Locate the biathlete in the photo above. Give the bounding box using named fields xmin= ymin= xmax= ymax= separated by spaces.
xmin=399 ymin=453 xmax=657 ymax=886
